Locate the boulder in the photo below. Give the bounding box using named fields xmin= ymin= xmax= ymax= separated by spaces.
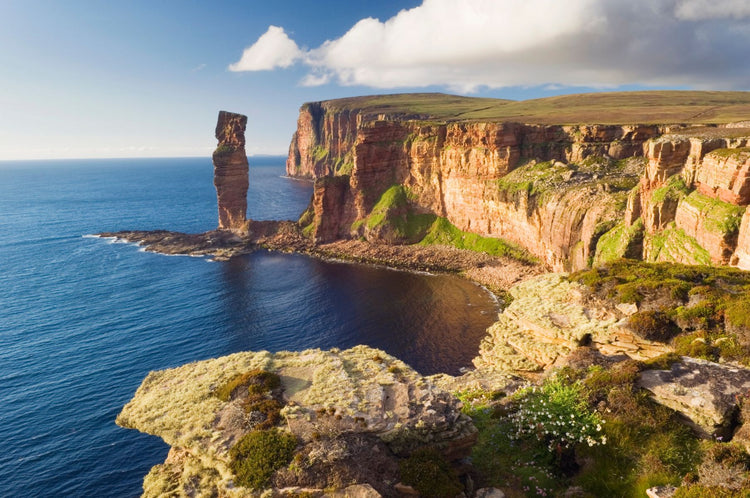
xmin=638 ymin=357 xmax=750 ymax=437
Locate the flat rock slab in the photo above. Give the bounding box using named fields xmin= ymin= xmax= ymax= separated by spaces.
xmin=638 ymin=357 xmax=750 ymax=435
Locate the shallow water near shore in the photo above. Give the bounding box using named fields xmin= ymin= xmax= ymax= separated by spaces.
xmin=0 ymin=157 xmax=499 ymax=497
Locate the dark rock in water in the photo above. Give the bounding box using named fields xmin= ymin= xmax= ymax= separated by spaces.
xmin=213 ymin=111 xmax=249 ymax=233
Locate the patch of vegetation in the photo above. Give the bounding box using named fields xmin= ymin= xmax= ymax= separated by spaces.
xmin=645 ymin=223 xmax=713 ymax=266
xmin=682 ymin=191 xmax=745 ymax=236
xmin=418 ymin=216 xmax=538 ymax=264
xmin=356 ymin=185 xmax=437 ymax=242
xmin=707 ymin=147 xmax=750 ymax=159
xmin=319 ymin=90 xmax=750 ymax=125
xmin=229 ymin=429 xmax=297 ymax=489
xmin=627 ymin=310 xmax=682 ymax=342
xmin=461 ymin=361 xmax=702 ymax=497
xmin=594 ymin=219 xmax=645 ymax=265
xmin=312 ymin=145 xmax=329 ymax=162
xmin=571 ymin=260 xmax=750 ymax=363
xmin=399 ymin=448 xmax=463 ymax=498
xmin=510 ymin=375 xmax=606 ymax=472
xmin=496 ymin=160 xmax=569 ymax=199
xmin=651 ymin=174 xmax=691 ymax=204
xmin=214 ymin=144 xmax=234 ymax=156
xmin=642 ymin=352 xmax=682 ymax=370
xmin=214 ymin=369 xmax=281 ymax=402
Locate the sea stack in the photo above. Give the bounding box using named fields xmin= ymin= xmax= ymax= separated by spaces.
xmin=213 ymin=111 xmax=249 ymax=234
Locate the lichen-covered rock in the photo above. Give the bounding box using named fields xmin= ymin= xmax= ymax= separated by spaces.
xmin=213 ymin=111 xmax=249 ymax=233
xmin=117 ymin=346 xmax=475 ymax=496
xmin=638 ymin=357 xmax=750 ymax=437
xmin=473 ymin=274 xmax=669 ymax=372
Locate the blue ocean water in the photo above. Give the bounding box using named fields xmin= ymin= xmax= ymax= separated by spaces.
xmin=0 ymin=157 xmax=498 ymax=497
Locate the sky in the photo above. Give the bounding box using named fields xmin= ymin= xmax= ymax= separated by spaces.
xmin=1 ymin=0 xmax=750 ymax=160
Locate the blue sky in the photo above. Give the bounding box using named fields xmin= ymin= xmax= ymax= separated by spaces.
xmin=1 ymin=0 xmax=749 ymax=160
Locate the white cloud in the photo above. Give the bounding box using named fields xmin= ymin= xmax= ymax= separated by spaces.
xmin=231 ymin=0 xmax=750 ymax=91
xmin=228 ymin=26 xmax=302 ymax=71
xmin=675 ymin=0 xmax=750 ymax=20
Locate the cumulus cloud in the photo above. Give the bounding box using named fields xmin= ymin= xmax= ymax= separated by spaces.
xmin=231 ymin=0 xmax=750 ymax=91
xmin=229 ymin=26 xmax=301 ymax=71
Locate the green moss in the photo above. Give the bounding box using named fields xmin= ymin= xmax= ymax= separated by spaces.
xmin=399 ymin=448 xmax=462 ymax=498
xmin=496 ymin=160 xmax=568 ymax=198
xmin=357 ymin=185 xmax=438 ymax=242
xmin=311 ymin=145 xmax=329 ymax=162
xmin=462 ymin=360 xmax=701 ymax=497
xmin=725 ymin=294 xmax=750 ymax=330
xmin=571 ymin=260 xmax=750 ymax=364
xmin=594 ymin=219 xmax=645 ymax=265
xmin=298 ymin=207 xmax=314 ymax=228
xmin=228 ymin=429 xmax=297 ymax=489
xmin=682 ymin=191 xmax=745 ymax=236
xmin=214 ymin=369 xmax=280 ymax=402
xmin=214 ymin=144 xmax=234 ymax=156
xmin=646 ymin=223 xmax=712 ymax=266
xmin=652 ymin=174 xmax=691 ymax=204
xmin=418 ymin=216 xmax=538 ymax=264
xmin=627 ymin=310 xmax=681 ymax=342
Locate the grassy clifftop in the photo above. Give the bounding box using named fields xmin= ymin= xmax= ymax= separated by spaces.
xmin=317 ymin=90 xmax=750 ymax=125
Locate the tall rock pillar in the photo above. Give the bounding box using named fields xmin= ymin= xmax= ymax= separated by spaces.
xmin=213 ymin=111 xmax=249 ymax=233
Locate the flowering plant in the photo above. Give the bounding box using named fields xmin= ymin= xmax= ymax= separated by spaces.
xmin=510 ymin=375 xmax=606 ymax=452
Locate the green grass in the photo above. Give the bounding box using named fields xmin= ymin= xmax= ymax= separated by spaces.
xmin=229 ymin=429 xmax=297 ymax=489
xmin=652 ymin=175 xmax=691 ymax=204
xmin=314 ymin=90 xmax=750 ymax=125
xmin=594 ymin=219 xmax=645 ymax=265
xmin=682 ymin=191 xmax=745 ymax=235
xmin=460 ymin=363 xmax=702 ymax=497
xmin=356 ymin=185 xmax=438 ymax=242
xmin=418 ymin=216 xmax=538 ymax=264
xmin=646 ymin=223 xmax=713 ymax=265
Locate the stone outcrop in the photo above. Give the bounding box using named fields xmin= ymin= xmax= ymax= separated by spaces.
xmin=117 ymin=346 xmax=476 ymax=496
xmin=213 ymin=111 xmax=249 ymax=233
xmin=287 ymin=97 xmax=750 ymax=271
xmin=473 ymin=274 xmax=670 ymax=373
xmin=638 ymin=357 xmax=750 ymax=437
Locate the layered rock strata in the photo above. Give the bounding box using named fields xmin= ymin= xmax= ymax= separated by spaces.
xmin=213 ymin=111 xmax=249 ymax=233
xmin=288 ymin=98 xmax=750 ymax=271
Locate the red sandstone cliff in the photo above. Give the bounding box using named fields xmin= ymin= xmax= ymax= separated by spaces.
xmin=213 ymin=111 xmax=249 ymax=234
xmin=287 ymin=96 xmax=750 ymax=271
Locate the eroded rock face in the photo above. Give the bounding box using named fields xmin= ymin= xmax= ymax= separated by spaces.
xmin=288 ymin=98 xmax=750 ymax=271
xmin=213 ymin=111 xmax=249 ymax=233
xmin=638 ymin=357 xmax=750 ymax=437
xmin=696 ymin=149 xmax=750 ymax=205
xmin=117 ymin=345 xmax=476 ymax=496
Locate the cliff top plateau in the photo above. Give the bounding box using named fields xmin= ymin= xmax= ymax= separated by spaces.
xmin=309 ymin=90 xmax=750 ymax=126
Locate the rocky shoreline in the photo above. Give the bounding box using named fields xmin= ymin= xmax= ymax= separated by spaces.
xmin=98 ymin=222 xmax=544 ymax=295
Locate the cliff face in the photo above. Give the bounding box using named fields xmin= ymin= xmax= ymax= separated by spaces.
xmin=288 ymin=99 xmax=750 ymax=271
xmin=213 ymin=111 xmax=249 ymax=233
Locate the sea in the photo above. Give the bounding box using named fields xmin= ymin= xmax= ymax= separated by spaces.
xmin=0 ymin=156 xmax=499 ymax=497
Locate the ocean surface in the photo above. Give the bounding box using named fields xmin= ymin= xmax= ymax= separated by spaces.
xmin=0 ymin=157 xmax=499 ymax=497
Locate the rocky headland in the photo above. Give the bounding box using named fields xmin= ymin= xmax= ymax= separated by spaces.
xmin=111 ymin=93 xmax=750 ymax=496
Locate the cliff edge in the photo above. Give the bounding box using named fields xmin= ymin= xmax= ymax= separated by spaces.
xmin=287 ymin=92 xmax=750 ymax=271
